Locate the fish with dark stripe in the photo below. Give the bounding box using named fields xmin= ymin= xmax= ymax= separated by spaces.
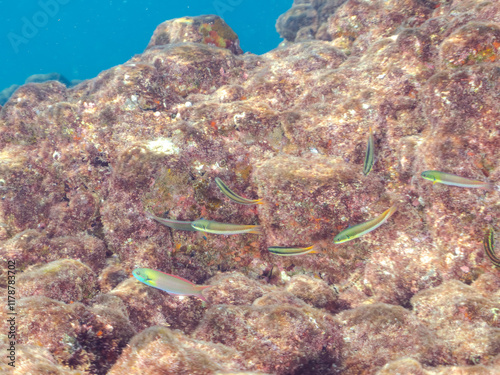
xmin=484 ymin=227 xmax=499 ymax=267
xmin=268 ymin=244 xmax=319 ymax=256
xmin=363 ymin=127 xmax=375 ymax=176
xmin=215 ymin=177 xmax=263 ymax=205
xmin=145 ymin=211 xmax=197 ymax=231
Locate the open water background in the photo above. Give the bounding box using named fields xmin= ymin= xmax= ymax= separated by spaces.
xmin=1 ymin=0 xmax=290 ymax=91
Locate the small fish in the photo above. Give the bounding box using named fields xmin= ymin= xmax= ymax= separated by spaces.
xmin=268 ymin=244 xmax=319 ymax=256
xmin=215 ymin=177 xmax=263 ymax=205
xmin=421 ymin=171 xmax=493 ymax=191
xmin=132 ymin=268 xmax=211 ymax=302
xmin=363 ymin=127 xmax=375 ymax=176
xmin=334 ymin=205 xmax=397 ymax=244
xmin=145 ymin=211 xmax=197 ymax=231
xmin=483 ymin=227 xmax=499 ymax=267
xmin=191 ymin=218 xmax=261 ymax=235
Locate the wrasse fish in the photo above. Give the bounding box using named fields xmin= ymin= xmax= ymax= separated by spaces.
xmin=268 ymin=244 xmax=319 ymax=256
xmin=215 ymin=177 xmax=263 ymax=205
xmin=145 ymin=211 xmax=197 ymax=231
xmin=363 ymin=127 xmax=375 ymax=176
xmin=334 ymin=205 xmax=397 ymax=244
xmin=132 ymin=268 xmax=211 ymax=302
xmin=421 ymin=171 xmax=493 ymax=191
xmin=483 ymin=227 xmax=499 ymax=267
xmin=191 ymin=218 xmax=261 ymax=235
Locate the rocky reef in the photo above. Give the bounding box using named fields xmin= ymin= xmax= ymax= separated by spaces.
xmin=1 ymin=5 xmax=499 ymax=374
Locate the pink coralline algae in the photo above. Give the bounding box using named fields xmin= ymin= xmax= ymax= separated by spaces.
xmin=1 ymin=2 xmax=500 ymax=374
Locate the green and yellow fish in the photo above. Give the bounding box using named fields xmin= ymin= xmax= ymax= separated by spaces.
xmin=334 ymin=205 xmax=397 ymax=244
xmin=363 ymin=127 xmax=375 ymax=176
xmin=132 ymin=268 xmax=211 ymax=302
xmin=145 ymin=211 xmax=197 ymax=231
xmin=268 ymin=244 xmax=320 ymax=256
xmin=483 ymin=227 xmax=499 ymax=267
xmin=421 ymin=171 xmax=493 ymax=191
xmin=215 ymin=177 xmax=263 ymax=205
xmin=191 ymin=218 xmax=262 ymax=235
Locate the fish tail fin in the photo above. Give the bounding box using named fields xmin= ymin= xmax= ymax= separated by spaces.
xmin=308 ymin=244 xmax=322 ymax=254
xmin=197 ymin=285 xmax=213 ymax=290
xmin=480 ymin=183 xmax=495 ymax=191
xmin=256 ymin=199 xmax=264 ymax=205
xmin=196 ymin=285 xmax=212 ymax=304
xmin=145 ymin=211 xmax=154 ymax=219
xmin=384 ymin=205 xmax=397 ymax=220
xmin=249 ymin=225 xmax=263 ymax=234
xmin=198 ymin=294 xmax=209 ymax=304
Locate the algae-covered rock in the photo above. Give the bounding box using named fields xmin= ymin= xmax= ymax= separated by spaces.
xmin=108 ymin=326 xmax=245 ymax=375
xmin=7 ymin=296 xmax=134 ymax=374
xmin=17 ymin=259 xmax=98 ymax=303
xmin=1 ymin=0 xmax=500 ymax=371
xmin=147 ymin=15 xmax=243 ymax=55
xmin=194 ymin=297 xmax=342 ymax=374
xmin=335 ymin=303 xmax=451 ymax=374
xmin=411 ymin=280 xmax=500 ymax=365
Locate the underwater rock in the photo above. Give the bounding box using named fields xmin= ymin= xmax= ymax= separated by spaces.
xmin=411 ymin=280 xmax=500 ymax=365
xmin=204 ymin=271 xmax=271 ymax=305
xmin=376 ymin=357 xmax=500 ymax=375
xmin=17 ymin=259 xmax=97 ymax=303
xmin=0 ymin=337 xmax=83 ymax=374
xmin=7 ymin=296 xmax=134 ymax=374
xmin=194 ymin=296 xmax=342 ymax=374
xmin=0 ymin=230 xmax=107 ymax=277
xmin=276 ymin=0 xmax=347 ymax=42
xmin=0 ymin=84 xmax=20 ymax=106
xmin=276 ymin=4 xmax=318 ymax=42
xmin=375 ymin=357 xmax=428 ymax=375
xmin=147 ymin=15 xmax=243 ymax=55
xmin=0 ymin=73 xmax=70 ymax=106
xmin=108 ymin=326 xmax=246 ymax=374
xmin=1 ymin=0 xmax=500 ymax=371
xmin=25 ymin=72 xmax=71 ymax=86
xmin=98 ymin=264 xmax=130 ymax=293
xmin=335 ymin=303 xmax=451 ymax=374
xmin=285 ymin=274 xmax=338 ymax=310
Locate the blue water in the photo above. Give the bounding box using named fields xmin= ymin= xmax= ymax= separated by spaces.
xmin=0 ymin=0 xmax=290 ymax=91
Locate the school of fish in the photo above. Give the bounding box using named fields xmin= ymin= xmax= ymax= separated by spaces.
xmin=134 ymin=127 xmax=498 ymax=301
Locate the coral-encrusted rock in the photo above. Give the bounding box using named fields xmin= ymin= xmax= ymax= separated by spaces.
xmin=0 ymin=338 xmax=83 ymax=374
xmin=276 ymin=0 xmax=347 ymax=42
xmin=335 ymin=303 xmax=451 ymax=374
xmin=17 ymin=259 xmax=97 ymax=303
xmin=98 ymin=264 xmax=129 ymax=293
xmin=10 ymin=296 xmax=134 ymax=374
xmin=0 ymin=230 xmax=107 ymax=274
xmin=108 ymin=277 xmax=206 ymax=334
xmin=1 ymin=0 xmax=500 ymax=371
xmin=285 ymin=274 xmax=338 ymax=310
xmin=376 ymin=357 xmax=500 ymax=375
xmin=194 ymin=295 xmax=342 ymax=374
xmin=108 ymin=326 xmax=246 ymax=375
xmin=471 ymin=272 xmax=500 ymax=296
xmin=375 ymin=358 xmax=427 ymax=375
xmin=440 ymin=22 xmax=500 ymax=68
xmin=411 ymin=280 xmax=500 ymax=365
xmin=147 ymin=15 xmax=243 ymax=55
xmin=276 ymin=4 xmax=318 ymax=41
xmin=204 ymin=272 xmax=271 ymax=305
